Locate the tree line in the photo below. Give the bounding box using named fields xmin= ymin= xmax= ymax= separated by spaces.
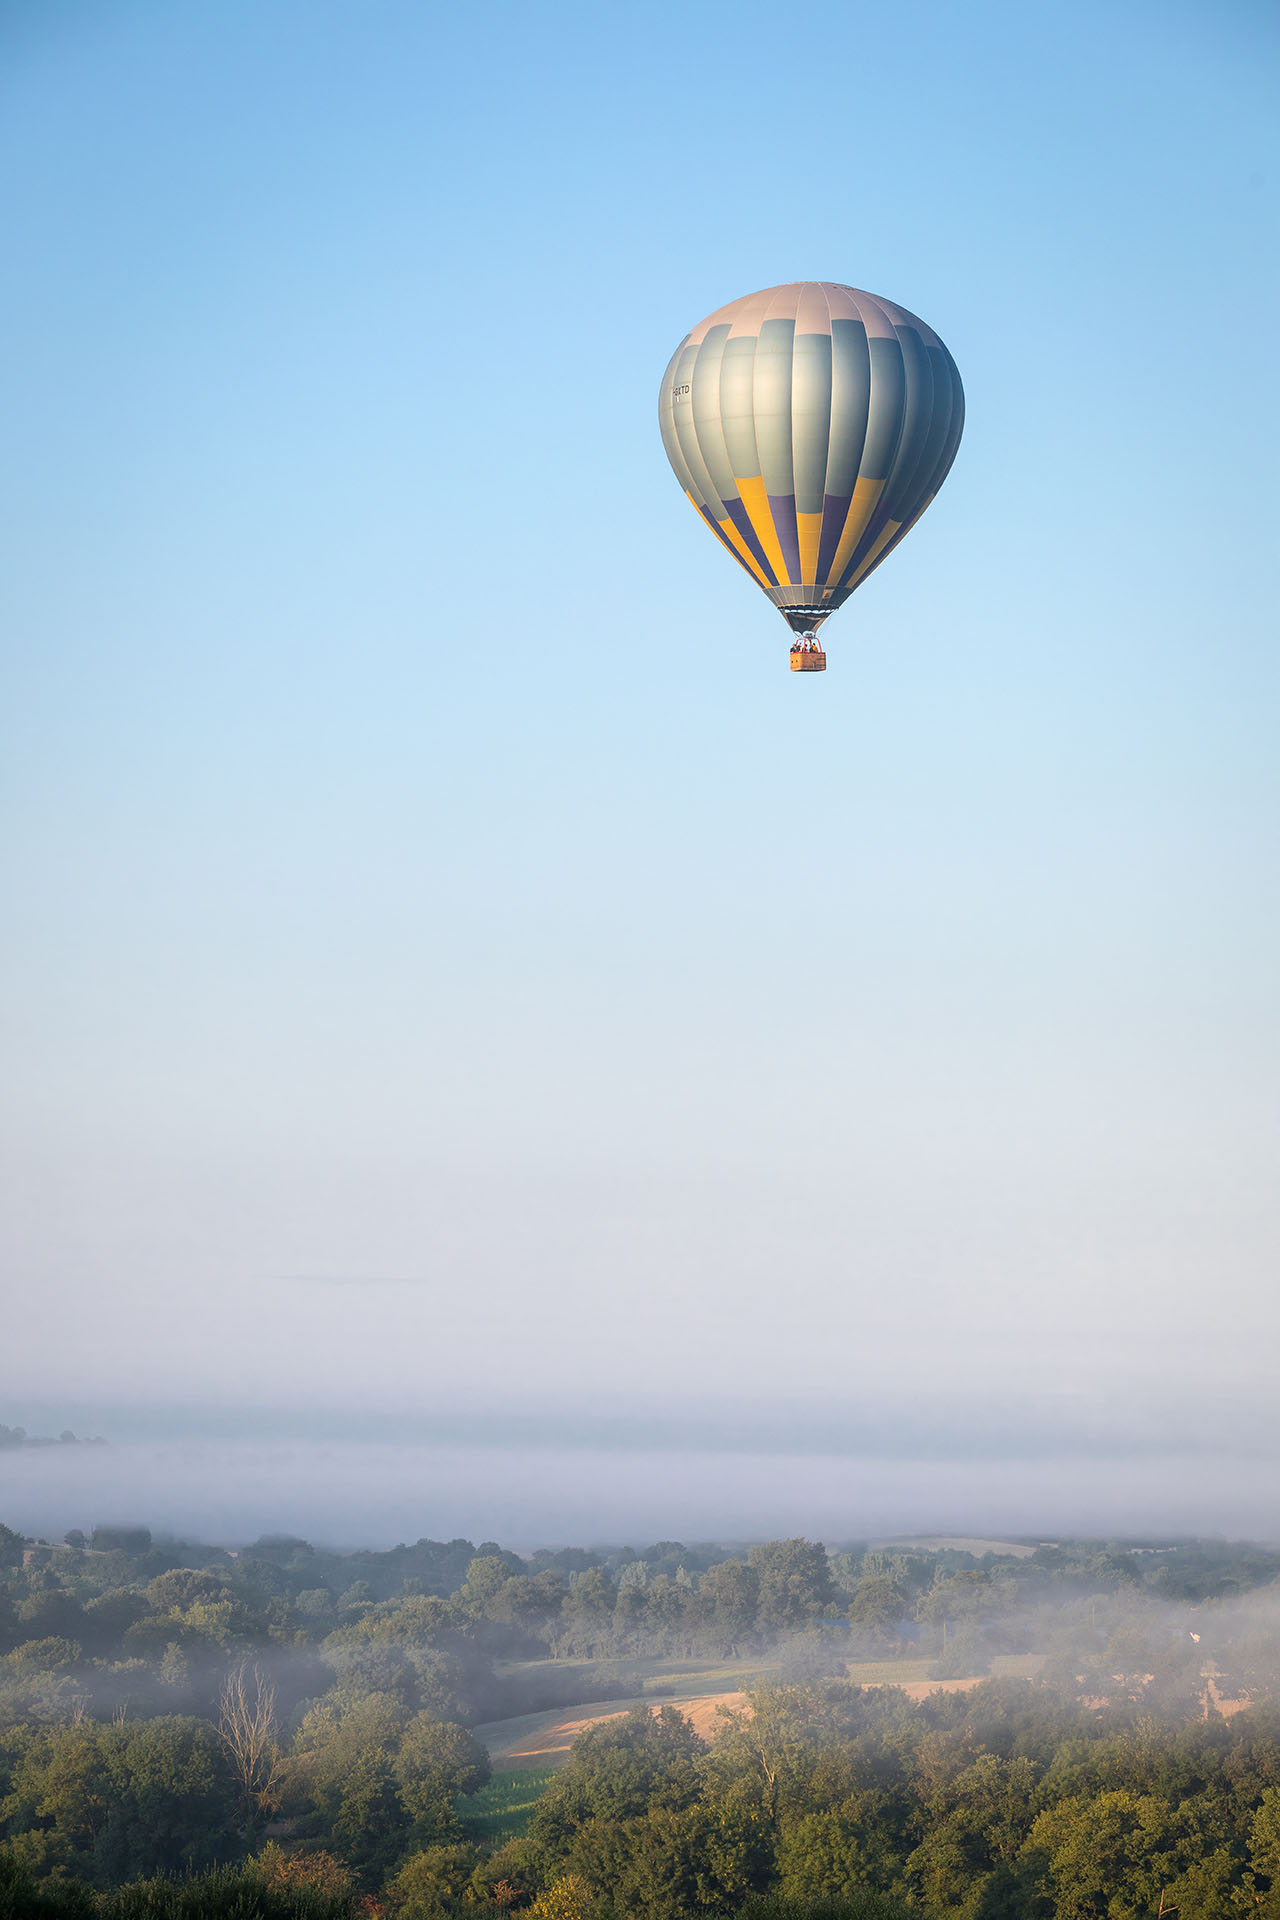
xmin=4 ymin=1517 xmax=1280 ymax=1914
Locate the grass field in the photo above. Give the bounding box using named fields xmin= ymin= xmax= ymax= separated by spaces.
xmin=864 ymin=1536 xmax=1041 ymax=1559
xmin=473 ymin=1653 xmax=1007 ymax=1772
xmin=843 ymin=1658 xmax=939 ymax=1685
xmin=989 ymin=1653 xmax=1048 ymax=1677
xmin=458 ymin=1768 xmax=559 ymax=1843
xmin=456 ymin=1652 xmax=1061 ymax=1840
xmin=629 ymin=1657 xmax=779 ymax=1696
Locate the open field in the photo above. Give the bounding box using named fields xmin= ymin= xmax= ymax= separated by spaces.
xmin=475 ymin=1653 xmax=1030 ymax=1769
xmin=866 ymin=1536 xmax=1042 ymax=1559
xmin=990 ymin=1652 xmax=1049 ymax=1678
xmin=477 ymin=1657 xmax=774 ymax=1768
xmin=493 ymin=1654 xmax=777 ymax=1697
xmin=457 ymin=1768 xmax=559 ymax=1843
xmin=474 ymin=1692 xmax=753 ymax=1768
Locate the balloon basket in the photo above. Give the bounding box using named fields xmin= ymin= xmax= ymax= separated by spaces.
xmin=790 ymin=647 xmax=826 ymax=672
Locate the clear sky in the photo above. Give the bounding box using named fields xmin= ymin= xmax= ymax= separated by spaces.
xmin=2 ymin=0 xmax=1278 ymax=1540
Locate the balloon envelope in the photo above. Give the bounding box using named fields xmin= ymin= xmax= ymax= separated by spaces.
xmin=658 ymin=282 xmax=963 ymax=637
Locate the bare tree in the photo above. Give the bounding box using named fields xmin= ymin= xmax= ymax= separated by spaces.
xmin=218 ymin=1662 xmax=285 ymax=1822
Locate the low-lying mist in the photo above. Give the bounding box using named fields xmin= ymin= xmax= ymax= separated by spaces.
xmin=4 ymin=1429 xmax=1278 ymax=1550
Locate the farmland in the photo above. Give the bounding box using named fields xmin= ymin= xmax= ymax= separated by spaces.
xmin=473 ymin=1651 xmax=1014 ymax=1769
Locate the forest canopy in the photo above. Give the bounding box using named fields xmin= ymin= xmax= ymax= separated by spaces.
xmin=4 ymin=1518 xmax=1280 ymax=1917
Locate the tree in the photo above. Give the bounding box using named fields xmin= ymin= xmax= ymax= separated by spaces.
xmin=845 ymin=1576 xmax=904 ymax=1652
xmin=531 ymin=1707 xmax=704 ymax=1861
xmin=393 ymin=1714 xmax=490 ymax=1850
xmin=484 ymin=1571 xmax=565 ymax=1632
xmin=775 ymin=1810 xmax=886 ymax=1901
xmin=1248 ymin=1786 xmax=1280 ymax=1916
xmin=249 ymin=1840 xmax=354 ymax=1896
xmin=385 ymin=1843 xmax=484 ymax=1918
xmin=748 ymin=1542 xmax=834 ymax=1633
xmin=1024 ymin=1789 xmax=1194 ymax=1919
xmin=739 ymin=1894 xmax=917 ymax=1920
xmin=217 ymin=1663 xmax=285 ymax=1829
xmin=0 ymin=1849 xmax=96 ymax=1917
xmin=2 ymin=1717 xmax=238 ymax=1887
xmin=90 ymin=1528 xmax=151 ymax=1556
xmin=561 ymin=1570 xmax=617 ymax=1654
xmin=460 ymin=1554 xmax=524 ymax=1609
xmin=706 ymin=1683 xmax=856 ymax=1825
xmin=17 ymin=1593 xmax=86 ymax=1645
xmin=905 ymin=1808 xmax=1003 ymax=1915
xmin=567 ymin=1800 xmax=770 ymax=1920
xmin=289 ymin=1691 xmax=409 ymax=1881
xmin=528 ymin=1871 xmax=597 ymax=1920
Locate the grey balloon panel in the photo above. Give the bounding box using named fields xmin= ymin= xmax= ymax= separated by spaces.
xmin=719 ymin=335 xmax=761 ymax=480
xmin=930 ymin=349 xmax=966 ymax=492
xmin=860 ymin=336 xmax=907 ymax=482
xmin=790 ymin=331 xmax=833 ymax=517
xmin=878 ymin=324 xmax=934 ymax=524
xmin=752 ymin=318 xmax=796 ymax=500
xmin=885 ymin=344 xmax=962 ymax=533
xmin=824 ymin=318 xmax=872 ymax=501
xmin=910 ymin=346 xmax=962 ymax=508
xmin=658 ymin=344 xmax=703 ymax=507
xmin=671 ymin=341 xmax=723 ymax=516
xmin=691 ymin=325 xmax=738 ymax=507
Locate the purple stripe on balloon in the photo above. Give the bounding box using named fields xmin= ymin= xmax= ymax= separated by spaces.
xmin=815 ymin=492 xmax=854 ymax=586
xmin=767 ymin=493 xmax=802 ymax=585
xmin=837 ymin=498 xmax=895 ymax=590
xmin=698 ymin=503 xmax=760 ymax=579
xmin=723 ymin=497 xmax=779 ymax=585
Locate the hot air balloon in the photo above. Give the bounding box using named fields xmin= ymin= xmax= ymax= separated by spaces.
xmin=658 ymin=282 xmax=963 ymax=672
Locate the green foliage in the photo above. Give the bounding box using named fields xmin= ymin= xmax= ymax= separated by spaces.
xmin=0 ymin=1850 xmax=359 ymax=1917
xmin=108 ymin=1864 xmax=357 ymax=1916
xmin=739 ymin=1898 xmax=914 ymax=1920
xmin=1 ymin=1716 xmax=239 ymax=1887
xmin=383 ymin=1842 xmax=482 ymax=1917
xmin=286 ymin=1694 xmax=488 ymax=1883
xmin=569 ymin=1798 xmax=770 ymax=1918
xmin=0 ymin=1845 xmax=97 ymax=1916
xmin=530 ymin=1706 xmax=704 ymax=1858
xmin=8 ymin=1522 xmax=1280 ymax=1912
xmin=774 ymin=1812 xmax=889 ymax=1903
xmin=91 ymin=1532 xmax=152 ymax=1559
xmin=747 ymin=1544 xmax=834 ymax=1635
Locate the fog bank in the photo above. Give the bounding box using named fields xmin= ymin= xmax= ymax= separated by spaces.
xmin=3 ymin=1436 xmax=1276 ymax=1551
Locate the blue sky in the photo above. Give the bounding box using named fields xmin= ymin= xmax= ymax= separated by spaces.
xmin=2 ymin=0 xmax=1279 ymax=1537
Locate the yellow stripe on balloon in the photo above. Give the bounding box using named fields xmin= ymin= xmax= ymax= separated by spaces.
xmin=825 ymin=477 xmax=885 ymax=588
xmin=855 ymin=496 xmax=935 ymax=588
xmin=717 ymin=515 xmax=773 ymax=587
xmin=685 ymin=489 xmax=771 ymax=588
xmin=733 ymin=475 xmax=789 ymax=586
xmin=846 ymin=517 xmax=903 ymax=587
xmin=796 ymin=511 xmax=823 ymax=587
